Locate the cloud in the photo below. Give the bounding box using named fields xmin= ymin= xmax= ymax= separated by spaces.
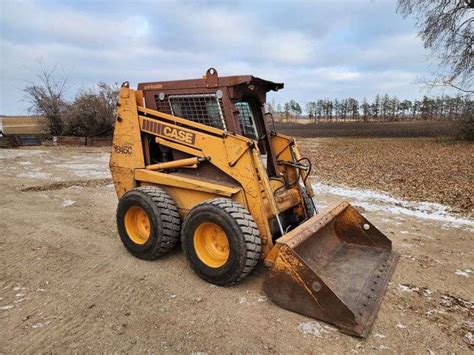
xmin=0 ymin=0 xmax=455 ymax=115
xmin=0 ymin=1 xmax=150 ymax=48
xmin=261 ymin=32 xmax=318 ymax=65
xmin=325 ymin=68 xmax=361 ymax=81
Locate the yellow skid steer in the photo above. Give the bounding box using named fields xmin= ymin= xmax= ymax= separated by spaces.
xmin=109 ymin=69 xmax=398 ymax=337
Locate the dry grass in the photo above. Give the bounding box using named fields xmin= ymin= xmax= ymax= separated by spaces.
xmin=297 ymin=137 xmax=473 ymax=216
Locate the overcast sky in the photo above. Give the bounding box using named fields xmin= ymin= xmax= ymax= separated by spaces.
xmin=0 ymin=0 xmax=454 ymax=115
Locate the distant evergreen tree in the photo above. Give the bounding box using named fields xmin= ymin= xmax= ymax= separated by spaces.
xmin=361 ymin=98 xmax=370 ymax=121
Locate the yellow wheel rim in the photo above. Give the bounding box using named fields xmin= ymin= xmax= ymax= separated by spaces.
xmin=193 ymin=222 xmax=230 ymax=268
xmin=124 ymin=206 xmax=151 ymax=245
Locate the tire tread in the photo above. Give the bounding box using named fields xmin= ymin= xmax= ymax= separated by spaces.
xmin=120 ymin=186 xmax=181 ymax=258
xmin=185 ymin=198 xmax=261 ymax=284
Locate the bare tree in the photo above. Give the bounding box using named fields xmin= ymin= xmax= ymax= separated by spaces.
xmin=23 ymin=61 xmax=70 ymax=135
xmin=398 ymin=0 xmax=473 ymax=93
xmin=347 ymin=98 xmax=359 ymax=121
xmin=361 ymin=98 xmax=370 ymax=121
xmin=306 ymin=101 xmax=317 ymax=122
xmin=64 ymin=82 xmax=119 ymax=137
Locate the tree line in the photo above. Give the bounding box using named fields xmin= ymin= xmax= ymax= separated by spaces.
xmin=270 ymin=94 xmax=473 ymax=123
xmin=24 ymin=63 xmax=472 ymax=141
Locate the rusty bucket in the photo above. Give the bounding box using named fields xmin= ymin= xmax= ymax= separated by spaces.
xmin=263 ymin=201 xmax=398 ymax=338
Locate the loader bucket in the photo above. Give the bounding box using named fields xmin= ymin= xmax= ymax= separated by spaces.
xmin=263 ymin=201 xmax=398 ymax=338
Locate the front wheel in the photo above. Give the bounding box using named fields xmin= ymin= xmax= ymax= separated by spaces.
xmin=181 ymin=198 xmax=261 ymax=286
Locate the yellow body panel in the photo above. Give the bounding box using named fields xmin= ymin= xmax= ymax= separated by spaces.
xmin=109 ymin=86 xmax=145 ymax=197
xmin=110 ymin=86 xmax=307 ymax=257
xmin=135 ymin=169 xmax=241 ymax=197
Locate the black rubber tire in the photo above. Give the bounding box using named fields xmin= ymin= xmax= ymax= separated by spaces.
xmin=116 ymin=186 xmax=181 ymax=260
xmin=181 ymin=198 xmax=261 ymax=286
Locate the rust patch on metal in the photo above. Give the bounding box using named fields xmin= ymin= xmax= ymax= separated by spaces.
xmin=264 ymin=202 xmax=399 ymax=338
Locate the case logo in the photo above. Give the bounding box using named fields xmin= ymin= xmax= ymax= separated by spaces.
xmin=142 ymin=119 xmax=196 ymax=145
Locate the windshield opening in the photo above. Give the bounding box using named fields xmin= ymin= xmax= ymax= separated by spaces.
xmin=235 ymin=101 xmax=259 ymax=140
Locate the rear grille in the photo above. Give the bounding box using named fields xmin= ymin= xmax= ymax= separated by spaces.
xmin=154 ymin=94 xmax=226 ymax=130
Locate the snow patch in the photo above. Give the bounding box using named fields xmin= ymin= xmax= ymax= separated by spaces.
xmin=62 ymin=199 xmax=76 ymax=207
xmin=239 ymin=297 xmax=248 ymax=304
xmin=397 ymin=284 xmax=432 ymax=297
xmin=16 ymin=171 xmax=51 ymax=179
xmin=72 ymin=153 xmax=109 ymax=163
xmin=455 ymin=269 xmax=472 ymax=277
xmin=397 ymin=284 xmax=415 ymax=293
xmin=55 ymin=163 xmax=110 ymax=179
xmin=257 ymin=295 xmax=268 ymax=303
xmin=426 ymin=308 xmax=446 ymax=316
xmin=297 ymin=321 xmax=332 ymax=337
xmin=0 ymin=305 xmax=14 ymax=310
xmin=97 ymin=153 xmax=110 ymax=163
xmin=0 ymin=150 xmax=46 ymax=159
xmin=32 ymin=321 xmax=50 ymax=329
xmin=313 ymin=183 xmax=474 ymax=231
xmin=18 ymin=161 xmax=33 ymax=165
xmin=396 ymin=322 xmax=407 ymax=329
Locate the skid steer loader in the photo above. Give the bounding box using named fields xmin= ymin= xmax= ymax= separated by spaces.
xmin=109 ymin=68 xmax=398 ymax=337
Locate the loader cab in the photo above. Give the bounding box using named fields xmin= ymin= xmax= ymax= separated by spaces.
xmin=138 ymin=68 xmax=283 ymax=176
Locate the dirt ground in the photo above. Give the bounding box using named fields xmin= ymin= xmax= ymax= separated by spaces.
xmin=276 ymin=120 xmax=461 ymax=138
xmin=1 ymin=145 xmax=473 ymax=353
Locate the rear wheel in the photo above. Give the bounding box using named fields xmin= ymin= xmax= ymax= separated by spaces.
xmin=116 ymin=186 xmax=181 ymax=260
xmin=181 ymin=198 xmax=261 ymax=286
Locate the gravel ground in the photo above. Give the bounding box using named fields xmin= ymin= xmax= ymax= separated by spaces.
xmin=297 ymin=137 xmax=473 ymax=216
xmin=0 ymin=145 xmax=473 ymax=353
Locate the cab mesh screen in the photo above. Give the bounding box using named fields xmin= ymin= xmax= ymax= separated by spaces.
xmin=154 ymin=94 xmax=226 ymax=130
